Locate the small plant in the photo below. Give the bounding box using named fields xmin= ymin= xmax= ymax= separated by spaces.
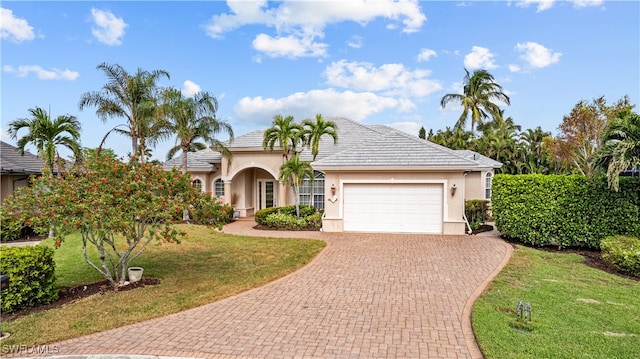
xmin=601 ymin=235 xmax=640 ymax=277
xmin=264 ymin=212 xmax=308 ymax=230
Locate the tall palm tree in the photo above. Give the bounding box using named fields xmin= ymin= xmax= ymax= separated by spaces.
xmin=302 ymin=114 xmax=338 ymax=208
xmin=78 ymin=62 xmax=169 ymax=163
xmin=278 ymin=153 xmax=314 ymax=217
xmin=520 ymin=126 xmax=552 ymax=174
xmin=440 ymin=69 xmax=510 ymax=135
xmin=161 ymin=88 xmax=234 ymax=174
xmin=263 ymin=115 xmax=304 ymax=161
xmin=596 ymin=110 xmax=640 ymax=191
xmin=8 ymin=107 xmax=82 ymax=175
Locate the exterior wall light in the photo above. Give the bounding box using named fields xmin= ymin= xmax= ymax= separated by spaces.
xmin=451 ymin=184 xmax=457 ymax=197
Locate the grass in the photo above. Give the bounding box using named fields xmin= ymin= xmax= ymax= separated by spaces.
xmin=2 ymin=224 xmax=325 ymax=346
xmin=473 ymin=245 xmax=640 ymax=359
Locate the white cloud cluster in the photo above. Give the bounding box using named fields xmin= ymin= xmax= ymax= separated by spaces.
xmin=90 ymin=8 xmax=127 ymax=46
xmin=3 ymin=65 xmax=79 ymax=81
xmin=347 ymin=35 xmax=363 ymax=49
xmin=1 ymin=7 xmax=35 ymax=42
xmin=464 ymin=46 xmax=497 ymax=70
xmin=181 ymin=80 xmax=202 ymax=97
xmin=324 ymin=60 xmax=441 ymax=97
xmin=205 ymin=0 xmax=426 ymax=58
xmin=515 ymin=41 xmax=561 ymax=68
xmin=417 ymin=48 xmax=437 ymax=62
xmin=517 ymin=0 xmax=603 ymax=12
xmin=234 ymin=88 xmax=414 ymax=125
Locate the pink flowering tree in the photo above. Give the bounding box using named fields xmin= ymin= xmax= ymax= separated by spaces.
xmin=2 ymin=155 xmax=230 ymax=289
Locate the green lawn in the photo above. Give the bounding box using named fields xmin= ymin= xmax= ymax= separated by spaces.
xmin=2 ymin=224 xmax=325 ymax=346
xmin=473 ymin=245 xmax=640 ymax=359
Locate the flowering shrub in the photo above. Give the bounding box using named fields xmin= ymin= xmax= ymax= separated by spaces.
xmin=2 ymin=155 xmax=229 ymax=289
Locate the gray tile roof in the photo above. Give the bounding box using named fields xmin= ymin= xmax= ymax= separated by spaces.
xmin=1 ymin=141 xmax=45 ymax=174
xmin=165 ymin=117 xmax=503 ymax=171
xmin=163 ymin=148 xmax=221 ymax=172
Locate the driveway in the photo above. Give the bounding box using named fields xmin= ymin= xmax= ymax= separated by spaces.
xmin=21 ymin=220 xmax=511 ymax=359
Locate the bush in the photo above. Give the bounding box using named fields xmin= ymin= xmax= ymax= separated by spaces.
xmin=466 ymin=199 xmax=490 ymax=224
xmin=188 ymin=194 xmax=234 ymax=225
xmin=0 ymin=245 xmax=58 ymax=313
xmin=601 ymin=235 xmax=640 ymax=277
xmin=264 ymin=212 xmax=309 ymax=230
xmin=492 ymin=175 xmax=640 ymax=249
xmin=0 ymin=208 xmax=24 ymax=241
xmin=255 ymin=205 xmax=315 ymax=225
xmin=306 ymin=212 xmax=323 ymax=229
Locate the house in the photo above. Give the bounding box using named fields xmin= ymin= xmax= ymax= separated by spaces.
xmin=163 ymin=117 xmax=501 ymax=234
xmin=0 ymin=141 xmax=47 ymax=202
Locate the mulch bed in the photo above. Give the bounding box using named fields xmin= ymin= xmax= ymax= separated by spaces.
xmin=2 ymin=277 xmax=161 ymax=322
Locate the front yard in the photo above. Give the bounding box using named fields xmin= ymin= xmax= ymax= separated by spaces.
xmin=473 ymin=245 xmax=640 ymax=359
xmin=1 ymin=224 xmax=325 ymax=346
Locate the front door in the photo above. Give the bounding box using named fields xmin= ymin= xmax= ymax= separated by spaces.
xmin=257 ymin=180 xmax=276 ymax=210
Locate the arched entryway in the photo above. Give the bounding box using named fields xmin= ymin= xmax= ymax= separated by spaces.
xmin=224 ymin=165 xmax=282 ymax=217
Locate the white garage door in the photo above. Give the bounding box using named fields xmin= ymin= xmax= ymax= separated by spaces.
xmin=343 ymin=183 xmax=443 ymax=234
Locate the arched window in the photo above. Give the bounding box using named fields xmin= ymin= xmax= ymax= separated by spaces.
xmin=214 ymin=178 xmax=225 ymax=197
xmin=299 ymin=171 xmax=325 ymax=210
xmin=191 ymin=178 xmax=203 ymax=192
xmin=485 ymin=173 xmax=493 ymax=199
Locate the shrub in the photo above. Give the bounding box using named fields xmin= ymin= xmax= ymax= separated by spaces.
xmin=188 ymin=194 xmax=234 ymax=225
xmin=0 ymin=208 xmax=24 ymax=241
xmin=466 ymin=199 xmax=490 ymax=224
xmin=306 ymin=212 xmax=323 ymax=229
xmin=492 ymin=175 xmax=640 ymax=249
xmin=264 ymin=212 xmax=308 ymax=230
xmin=255 ymin=205 xmax=315 ymax=225
xmin=601 ymin=235 xmax=640 ymax=277
xmin=0 ymin=245 xmax=58 ymax=313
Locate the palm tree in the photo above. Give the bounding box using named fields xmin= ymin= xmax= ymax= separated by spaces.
xmin=301 ymin=114 xmax=338 ymax=208
xmin=78 ymin=62 xmax=169 ymax=163
xmin=520 ymin=127 xmax=552 ymax=174
xmin=161 ymin=88 xmax=234 ymax=174
xmin=596 ymin=110 xmax=640 ymax=191
xmin=263 ymin=115 xmax=304 ymax=161
xmin=278 ymin=153 xmax=314 ymax=217
xmin=8 ymin=107 xmax=82 ymax=175
xmin=440 ymin=69 xmax=510 ymax=135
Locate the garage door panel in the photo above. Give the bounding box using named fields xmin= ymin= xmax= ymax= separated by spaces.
xmin=343 ymin=183 xmax=442 ymax=234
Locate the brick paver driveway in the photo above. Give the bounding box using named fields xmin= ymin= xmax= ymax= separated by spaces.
xmin=41 ymin=220 xmax=512 ymax=359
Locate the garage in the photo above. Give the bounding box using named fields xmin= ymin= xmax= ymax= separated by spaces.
xmin=342 ymin=183 xmax=443 ymax=234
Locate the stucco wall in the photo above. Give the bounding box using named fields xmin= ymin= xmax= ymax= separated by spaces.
xmin=1 ymin=174 xmax=31 ymax=203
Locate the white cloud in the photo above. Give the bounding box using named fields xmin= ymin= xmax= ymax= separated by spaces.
xmin=572 ymin=0 xmax=603 ymax=8
xmin=3 ymin=65 xmax=79 ymax=80
xmin=508 ymin=64 xmax=521 ymax=72
xmin=464 ymin=46 xmax=497 ymax=70
xmin=252 ymin=33 xmax=328 ymax=58
xmin=517 ymin=0 xmax=555 ymax=12
xmin=1 ymin=7 xmax=35 ymax=42
xmin=90 ymin=8 xmax=127 ymax=46
xmin=417 ymin=48 xmax=437 ymax=62
xmin=347 ymin=35 xmax=363 ymax=49
xmin=516 ymin=41 xmax=561 ymax=68
xmin=205 ymin=0 xmax=426 ymax=58
xmin=0 ymin=127 xmax=11 ymax=141
xmin=234 ymin=88 xmax=414 ymax=125
xmin=181 ymin=80 xmax=201 ymax=97
xmin=324 ymin=60 xmax=442 ymax=97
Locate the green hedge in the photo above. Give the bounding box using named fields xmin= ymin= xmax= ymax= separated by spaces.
xmin=0 ymin=245 xmax=58 ymax=313
xmin=492 ymin=174 xmax=640 ymax=249
xmin=601 ymin=235 xmax=640 ymax=277
xmin=255 ymin=205 xmax=316 ymax=225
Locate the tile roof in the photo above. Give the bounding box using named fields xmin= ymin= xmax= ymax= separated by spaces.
xmin=163 ymin=117 xmax=503 ymax=171
xmin=163 ymin=148 xmax=221 ymax=172
xmin=0 ymin=141 xmax=45 ymax=174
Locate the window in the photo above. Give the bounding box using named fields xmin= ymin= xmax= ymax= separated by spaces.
xmin=191 ymin=178 xmax=203 ymax=192
xmin=299 ymin=171 xmax=325 ymax=210
xmin=485 ymin=173 xmax=493 ymax=199
xmin=214 ymin=178 xmax=225 ymax=197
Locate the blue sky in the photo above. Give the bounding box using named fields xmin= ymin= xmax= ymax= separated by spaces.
xmin=1 ymin=0 xmax=638 ymax=161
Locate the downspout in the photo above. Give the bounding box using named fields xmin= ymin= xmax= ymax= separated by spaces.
xmin=462 ymin=171 xmax=472 ymax=235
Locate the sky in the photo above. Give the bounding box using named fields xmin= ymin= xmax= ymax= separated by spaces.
xmin=1 ymin=0 xmax=639 ymax=161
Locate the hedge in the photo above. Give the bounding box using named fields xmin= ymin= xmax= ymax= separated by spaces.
xmin=492 ymin=174 xmax=640 ymax=249
xmin=600 ymin=235 xmax=640 ymax=277
xmin=0 ymin=245 xmax=58 ymax=313
xmin=255 ymin=205 xmax=316 ymax=225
